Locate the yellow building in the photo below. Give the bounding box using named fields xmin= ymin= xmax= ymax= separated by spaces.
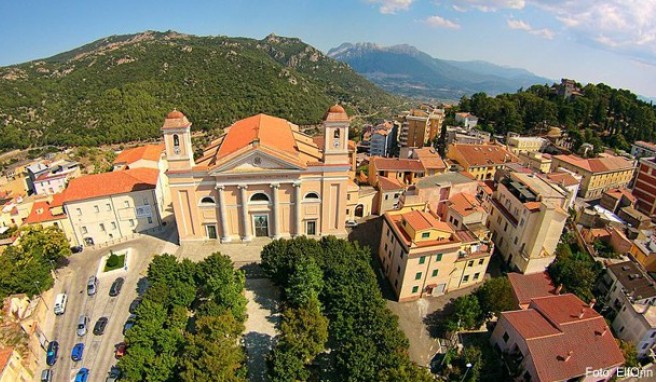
xmin=551 ymin=153 xmax=637 ymax=199
xmin=0 ymin=347 xmax=31 ymax=382
xmin=446 ymin=143 xmax=518 ymax=180
xmin=378 ymin=209 xmax=492 ymax=302
xmin=488 ymin=173 xmax=568 ymax=274
xmin=506 ymin=135 xmax=547 ymax=154
xmin=24 ymin=194 xmax=78 ymax=246
xmin=368 ymin=148 xmax=445 ymax=188
xmin=165 ymin=105 xmax=356 ymax=243
xmin=518 ymin=151 xmax=552 ymax=173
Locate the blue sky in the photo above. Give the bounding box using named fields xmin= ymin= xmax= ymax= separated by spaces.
xmin=1 ymin=0 xmax=655 ymax=97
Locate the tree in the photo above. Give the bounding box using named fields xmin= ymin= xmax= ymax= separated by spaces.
xmin=476 ymin=277 xmax=516 ymax=318
xmin=446 ymin=295 xmax=483 ymax=331
xmin=195 ymin=252 xmax=247 ymax=321
xmin=548 ymin=250 xmax=602 ymax=302
xmin=285 ymin=258 xmax=323 ymax=307
xmin=18 ymin=225 xmax=71 ymax=264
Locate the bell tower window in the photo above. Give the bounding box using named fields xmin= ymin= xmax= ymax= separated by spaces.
xmin=173 ymin=134 xmax=180 ymax=154
xmin=333 ymin=128 xmax=341 ymax=148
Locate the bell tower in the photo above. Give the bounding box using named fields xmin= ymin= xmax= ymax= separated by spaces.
xmin=162 ymin=109 xmax=194 ymax=171
xmin=322 ymin=104 xmax=350 ymax=165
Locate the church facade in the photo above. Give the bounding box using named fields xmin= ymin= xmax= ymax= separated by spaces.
xmin=163 ymin=105 xmax=354 ymax=243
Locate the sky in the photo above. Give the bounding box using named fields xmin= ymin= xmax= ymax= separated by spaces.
xmin=1 ymin=0 xmax=655 ymax=98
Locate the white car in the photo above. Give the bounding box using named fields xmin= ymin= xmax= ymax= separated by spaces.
xmin=54 ymin=293 xmax=67 ymax=315
xmin=345 ymin=220 xmax=358 ymax=228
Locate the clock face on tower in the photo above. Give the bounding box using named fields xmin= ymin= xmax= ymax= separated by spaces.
xmin=333 ymin=138 xmax=340 ymax=148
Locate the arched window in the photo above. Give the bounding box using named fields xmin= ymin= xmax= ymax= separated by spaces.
xmin=200 ymin=196 xmax=215 ymax=205
xmin=250 ymin=192 xmax=270 ymax=203
xmin=304 ymin=192 xmax=320 ymax=201
xmin=333 ymin=129 xmax=340 ymax=139
xmin=173 ymin=134 xmax=180 ymax=148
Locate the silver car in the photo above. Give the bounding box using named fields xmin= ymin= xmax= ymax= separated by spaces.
xmin=77 ymin=315 xmax=88 ymax=337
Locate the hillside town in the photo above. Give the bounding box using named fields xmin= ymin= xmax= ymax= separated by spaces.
xmin=0 ymin=100 xmax=655 ymax=382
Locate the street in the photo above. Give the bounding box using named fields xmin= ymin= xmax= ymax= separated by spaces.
xmin=36 ymin=226 xmax=179 ymax=382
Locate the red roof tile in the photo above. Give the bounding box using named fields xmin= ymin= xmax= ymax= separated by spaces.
xmin=604 ymin=188 xmax=637 ymax=203
xmin=161 ymin=110 xmax=192 ymax=130
xmin=413 ymin=148 xmax=447 ymax=170
xmin=402 ymin=210 xmax=452 ymax=232
xmin=114 ymin=144 xmax=164 ymax=166
xmin=25 ymin=201 xmax=65 ymax=224
xmin=63 ymin=168 xmax=159 ymax=203
xmin=449 ymin=143 xmax=518 ymax=167
xmin=545 ymin=171 xmax=580 ymax=187
xmin=377 ymin=176 xmax=405 ymax=192
xmin=0 ymin=347 xmax=13 ymax=373
xmin=448 ymin=192 xmax=484 ymax=217
xmin=508 ymin=272 xmax=558 ymax=306
xmin=554 ymin=154 xmax=634 ymax=173
xmin=372 ymin=157 xmax=425 ymax=172
xmin=503 ymin=309 xmax=561 ymax=338
xmin=217 ymin=114 xmax=298 ymax=159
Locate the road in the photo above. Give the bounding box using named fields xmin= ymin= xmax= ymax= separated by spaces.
xmin=36 ymin=226 xmax=179 ymax=382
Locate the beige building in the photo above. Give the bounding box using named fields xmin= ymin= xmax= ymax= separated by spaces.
xmin=518 ymin=151 xmax=552 ymax=173
xmin=165 ymin=106 xmax=355 ymax=243
xmin=551 ymin=153 xmax=637 ymax=199
xmin=397 ymin=109 xmax=444 ymax=148
xmin=25 ymin=194 xmax=78 ymax=245
xmin=446 ymin=143 xmax=518 ymax=181
xmin=62 ymin=168 xmax=165 ymax=246
xmin=368 ymin=150 xmax=445 ymax=188
xmin=379 ymin=209 xmax=492 ymax=302
xmin=0 ymin=347 xmax=31 ymax=382
xmin=506 ymin=135 xmax=547 ymax=155
xmin=375 ymin=177 xmax=405 ymax=215
xmin=488 ymin=173 xmax=568 ymax=274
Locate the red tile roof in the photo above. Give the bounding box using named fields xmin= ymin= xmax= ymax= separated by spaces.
xmin=554 ymin=154 xmax=635 ymax=173
xmin=413 ymin=148 xmax=447 ymax=170
xmin=449 ymin=143 xmax=518 ymax=167
xmin=25 ymin=200 xmax=65 ymax=224
xmin=500 ymin=294 xmax=624 ymax=382
xmin=448 ymin=192 xmax=484 ymax=217
xmin=0 ymin=347 xmax=13 ymax=373
xmin=114 ymin=144 xmax=164 ymax=166
xmin=385 ymin=212 xmax=460 ymax=249
xmin=403 ymin=210 xmax=446 ymax=232
xmin=604 ymin=188 xmax=637 ymax=203
xmin=545 ymin=171 xmax=580 ymax=187
xmin=161 ymin=110 xmax=192 ymax=130
xmin=507 ymin=272 xmax=558 ymax=306
xmin=372 ymin=157 xmax=425 ymax=172
xmin=218 ymin=114 xmax=299 ymax=159
xmin=51 ymin=193 xmax=65 ymax=207
xmin=377 ymin=176 xmax=405 ymax=192
xmin=324 ymin=104 xmax=349 ymax=122
xmin=477 ymin=180 xmax=494 ymax=195
xmin=62 ymin=168 xmax=159 ymax=203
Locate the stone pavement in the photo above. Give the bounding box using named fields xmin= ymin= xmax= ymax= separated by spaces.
xmin=243 ymin=278 xmax=281 ymax=382
xmin=175 ymin=237 xmax=271 ymax=267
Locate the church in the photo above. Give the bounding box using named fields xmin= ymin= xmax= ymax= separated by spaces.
xmin=163 ymin=105 xmax=355 ymax=243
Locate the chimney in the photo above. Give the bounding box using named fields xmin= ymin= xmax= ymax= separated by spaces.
xmin=578 ymin=308 xmax=585 ymax=319
xmin=565 ymin=351 xmax=574 ymax=362
xmin=589 ymin=298 xmax=596 ymax=308
xmin=599 ymin=327 xmax=608 ymax=337
xmin=555 ymin=284 xmax=563 ymax=295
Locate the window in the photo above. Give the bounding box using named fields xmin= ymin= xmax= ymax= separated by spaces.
xmin=415 ymin=272 xmax=422 ymax=280
xmin=397 ymin=265 xmax=400 ymax=274
xmin=474 ymin=272 xmax=480 ymax=280
xmin=400 ymin=251 xmax=404 ymax=259
xmin=463 ymin=275 xmax=469 ymax=282
xmin=412 ymin=286 xmax=419 ymax=294
xmin=143 ymin=198 xmax=149 ymax=205
xmin=111 ymin=222 xmax=117 ymax=230
xmin=619 ymin=326 xmax=625 ymax=333
xmin=81 ymin=226 xmax=88 ymax=234
xmin=514 ymin=237 xmax=519 ymax=245
xmin=385 ymin=243 xmax=388 ymax=251
xmin=385 ymin=195 xmax=389 ymax=201
xmin=173 ymin=134 xmax=180 ymax=148
xmin=76 ymin=208 xmax=82 ymax=216
xmin=503 ymin=331 xmax=509 ymax=343
xmin=520 ymin=218 xmax=525 ymax=226
xmin=436 ymin=253 xmax=443 ymax=261
xmin=346 ymin=209 xmax=350 ymax=215
xmin=478 ymin=258 xmax=484 ymax=265
xmin=347 ymin=194 xmax=351 ymax=201
xmin=99 ymin=223 xmax=105 ymax=232
xmin=148 ymin=217 xmax=153 ymax=224
xmin=643 ymin=343 xmax=649 ymax=350
xmin=304 ymin=192 xmax=320 ymax=200
xmin=94 ymin=205 xmax=99 ymax=213
xmin=432 ymin=269 xmax=439 ymax=277
xmin=124 ymin=201 xmax=130 ymax=208
xmin=422 ymin=232 xmax=430 ymax=239
xmin=306 ymin=220 xmax=317 ymax=235
xmin=419 ymin=256 xmax=426 ymax=264
xmin=496 ymin=215 xmax=502 ymax=224
xmin=129 ymin=219 xmax=135 ymax=227
xmin=651 ymin=332 xmax=656 ymax=338
xmin=468 ymin=260 xmax=474 ymax=267
xmin=106 ymin=203 xmax=111 ymax=211
xmin=200 ymin=196 xmax=215 ymax=205
xmin=250 ymin=193 xmax=270 ymax=203
xmin=504 ymin=222 xmax=508 ymax=232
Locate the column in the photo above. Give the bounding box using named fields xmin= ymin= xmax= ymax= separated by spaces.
xmin=270 ymin=183 xmax=280 ymax=239
xmin=215 ymin=184 xmax=231 ymax=243
xmin=238 ymin=184 xmax=252 ymax=242
xmin=293 ymin=181 xmax=302 ymax=237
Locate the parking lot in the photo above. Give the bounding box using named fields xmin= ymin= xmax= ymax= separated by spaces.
xmin=38 ymin=227 xmax=178 ymax=382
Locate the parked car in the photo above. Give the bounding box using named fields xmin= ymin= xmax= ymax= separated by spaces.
xmin=109 ymin=277 xmax=124 ymax=297
xmin=123 ymin=316 xmax=136 ymax=335
xmin=93 ymin=317 xmax=108 ymax=335
xmin=77 ymin=315 xmax=89 ymax=337
xmin=71 ymin=343 xmax=84 ymax=362
xmin=114 ymin=342 xmax=126 ymax=359
xmin=345 ymin=219 xmax=358 ymax=228
xmin=75 ymin=368 xmax=89 ymax=382
xmin=106 ymin=367 xmax=121 ymax=382
xmin=40 ymin=369 xmax=53 ymax=382
xmin=128 ymin=298 xmax=142 ymax=314
xmin=86 ymin=276 xmax=98 ymax=296
xmin=45 ymin=341 xmax=59 ymax=366
xmin=71 ymin=245 xmax=83 ymax=254
xmin=53 ymin=293 xmax=67 ymax=315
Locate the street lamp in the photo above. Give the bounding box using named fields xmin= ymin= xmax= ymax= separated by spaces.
xmin=460 ymin=362 xmax=473 ymax=382
xmin=33 ymin=281 xmax=50 ymax=311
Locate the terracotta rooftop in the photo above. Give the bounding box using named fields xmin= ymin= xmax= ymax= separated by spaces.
xmin=449 ymin=143 xmax=518 ymax=167
xmin=603 ymin=188 xmax=637 ymax=203
xmin=477 ymin=180 xmax=495 ymax=195
xmin=62 ymin=168 xmax=159 ymax=203
xmin=218 ymin=114 xmax=299 ymax=159
xmin=500 ymin=294 xmax=624 ymax=382
xmin=412 ymin=148 xmax=446 ymax=170
xmin=385 ymin=211 xmax=459 ymax=249
xmin=372 ymin=157 xmax=425 ymax=172
xmin=545 ymin=171 xmax=580 ymax=187
xmin=448 ymin=192 xmax=484 ymax=217
xmin=507 ymin=272 xmax=558 ymax=306
xmin=161 ymin=109 xmax=192 ymax=130
xmin=377 ymin=176 xmax=405 ymax=192
xmin=403 ymin=210 xmax=444 ymax=232
xmin=114 ymin=144 xmax=164 ymax=166
xmin=0 ymin=347 xmax=13 ymax=373
xmin=554 ymin=153 xmax=635 ymax=173
xmin=324 ymin=104 xmax=349 ymax=122
xmin=25 ymin=200 xmax=65 ymax=224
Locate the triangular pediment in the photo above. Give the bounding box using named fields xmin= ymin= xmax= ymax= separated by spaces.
xmin=209 ymin=149 xmax=304 ymax=175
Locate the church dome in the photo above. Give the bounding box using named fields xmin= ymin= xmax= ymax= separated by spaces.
xmin=167 ymin=109 xmax=185 ymax=119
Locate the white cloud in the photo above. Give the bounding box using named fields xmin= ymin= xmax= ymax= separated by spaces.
xmin=366 ymin=0 xmax=415 ymax=14
xmin=425 ymin=15 xmax=461 ymax=29
xmin=507 ymin=18 xmax=554 ymax=39
xmin=450 ymin=0 xmax=526 ymax=12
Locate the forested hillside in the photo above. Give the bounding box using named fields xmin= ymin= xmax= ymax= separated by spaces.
xmin=0 ymin=31 xmax=399 ymax=150
xmin=459 ymin=83 xmax=656 ymax=151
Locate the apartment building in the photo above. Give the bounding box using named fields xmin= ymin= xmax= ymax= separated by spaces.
xmin=631 ymin=141 xmax=656 ymax=159
xmin=375 ymin=177 xmax=405 ymax=215
xmin=543 ymin=171 xmax=581 ymax=210
xmin=598 ymin=261 xmax=656 ymax=358
xmin=25 ymin=195 xmax=78 ymax=245
xmin=408 ymin=172 xmax=478 ymax=217
xmin=369 ymin=121 xmax=398 ymax=157
xmin=551 ymin=153 xmax=637 ymax=199
xmin=0 ymin=347 xmax=31 ymax=382
xmin=446 ymin=143 xmax=518 ymax=181
xmin=518 ymin=151 xmax=552 ymax=173
xmin=397 ymin=108 xmax=444 ymax=148
xmin=488 ymin=173 xmax=568 ymax=274
xmin=633 ymin=156 xmax=656 ymax=216
xmin=62 ymin=168 xmax=164 ymax=246
xmin=455 ymin=112 xmax=478 ymax=129
xmin=379 ymin=209 xmax=492 ymax=302
xmin=506 ymin=135 xmax=547 ymax=155
xmin=491 ymin=294 xmax=624 ymax=382
xmin=368 ymin=150 xmax=445 ymax=188
xmin=32 ymin=160 xmax=80 ymax=196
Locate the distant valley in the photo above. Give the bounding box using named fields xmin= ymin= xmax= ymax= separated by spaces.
xmin=327 ymin=42 xmax=552 ymax=101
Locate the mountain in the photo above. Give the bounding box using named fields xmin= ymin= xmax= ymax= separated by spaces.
xmin=0 ymin=31 xmax=399 ymax=150
xmin=327 ymin=42 xmax=551 ymax=101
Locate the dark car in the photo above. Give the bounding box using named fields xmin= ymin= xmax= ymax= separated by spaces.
xmin=71 ymin=343 xmax=84 ymax=362
xmin=106 ymin=366 xmax=121 ymax=382
xmin=70 ymin=245 xmax=83 ymax=254
xmin=75 ymin=368 xmax=89 ymax=382
xmin=45 ymin=341 xmax=59 ymax=366
xmin=93 ymin=316 xmax=109 ymax=335
xmin=114 ymin=342 xmax=126 ymax=359
xmin=128 ymin=298 xmax=141 ymax=314
xmin=123 ymin=316 xmax=136 ymax=335
xmin=109 ymin=277 xmax=124 ymax=297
